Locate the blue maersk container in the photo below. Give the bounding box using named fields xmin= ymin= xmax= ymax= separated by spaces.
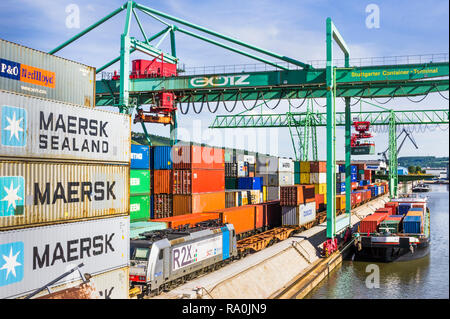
xmin=398 ymin=203 xmax=412 ymax=215
xmin=403 ymin=215 xmax=422 ymax=234
xmin=238 ymin=177 xmax=263 ymax=191
xmin=351 ymin=165 xmax=357 ymax=174
xmin=351 ymin=173 xmax=357 ymax=182
xmin=152 ymin=146 xmax=173 ymax=170
xmin=338 ymin=165 xmax=345 ymax=173
xmin=131 ymin=144 xmax=150 ymax=169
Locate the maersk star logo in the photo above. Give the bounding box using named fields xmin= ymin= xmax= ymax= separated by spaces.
xmin=0 ymin=176 xmax=24 ymax=217
xmin=1 ymin=106 xmax=27 ymax=147
xmin=0 ymin=242 xmax=24 ymax=287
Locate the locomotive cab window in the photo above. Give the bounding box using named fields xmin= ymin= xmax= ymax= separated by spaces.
xmin=132 ymin=247 xmax=151 ymax=260
xmin=159 ymin=250 xmax=164 ymax=260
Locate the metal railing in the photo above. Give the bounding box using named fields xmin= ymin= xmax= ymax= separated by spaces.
xmin=96 ymin=53 xmax=448 ymax=80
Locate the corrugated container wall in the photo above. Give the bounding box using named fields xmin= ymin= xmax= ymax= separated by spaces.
xmin=0 ymin=39 xmax=96 ymax=107
xmin=130 ymin=169 xmax=151 ymax=195
xmin=130 ymin=195 xmax=150 ymax=222
xmin=152 ymin=146 xmax=173 ymax=170
xmin=0 ymin=90 xmax=131 ymax=163
xmin=173 ymin=169 xmax=225 ymax=194
xmin=172 ymin=145 xmax=224 ymax=170
xmin=256 ymin=154 xmax=278 ymax=173
xmin=173 ymin=192 xmax=225 ymax=215
xmin=130 ymin=144 xmax=150 ymax=169
xmin=0 ymin=161 xmax=129 ymax=230
xmin=153 ymin=170 xmax=172 ymax=194
xmin=0 ymin=215 xmax=129 ymax=299
xmin=224 ymin=148 xmax=235 ymax=163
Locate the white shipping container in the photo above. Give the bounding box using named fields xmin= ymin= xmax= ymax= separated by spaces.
xmin=0 ymin=90 xmax=131 ymax=163
xmin=237 ymin=161 xmax=246 ymax=177
xmin=278 ymin=172 xmax=294 ymax=186
xmin=0 ymin=39 xmax=96 ymax=107
xmin=0 ymin=216 xmax=130 ymax=299
xmin=20 ymin=266 xmax=129 ymax=299
xmin=310 ymin=173 xmax=327 ymax=184
xmin=278 ymin=158 xmax=294 ymax=172
xmin=282 ymin=202 xmax=316 ymax=227
xmin=243 ymin=155 xmax=255 ymax=164
xmin=0 ymin=161 xmax=129 ymax=230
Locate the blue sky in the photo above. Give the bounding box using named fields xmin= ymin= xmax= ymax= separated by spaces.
xmin=0 ymin=0 xmax=448 ymax=160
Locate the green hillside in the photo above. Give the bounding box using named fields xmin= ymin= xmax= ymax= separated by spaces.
xmin=398 ymin=156 xmax=449 ymax=168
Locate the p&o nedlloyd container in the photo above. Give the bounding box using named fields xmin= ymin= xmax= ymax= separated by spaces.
xmin=0 ymin=160 xmax=129 ymax=230
xmin=0 ymin=38 xmax=96 ymax=107
xmin=0 ymin=90 xmax=131 ymax=164
xmin=0 ymin=215 xmax=129 ymax=299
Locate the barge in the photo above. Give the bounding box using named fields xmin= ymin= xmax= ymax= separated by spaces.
xmin=353 ymin=194 xmax=430 ymax=262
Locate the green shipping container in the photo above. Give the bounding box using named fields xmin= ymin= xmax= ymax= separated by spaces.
xmin=130 ymin=195 xmax=150 ymax=222
xmin=294 ymin=172 xmax=301 ymax=185
xmin=225 ymin=177 xmax=238 ymax=189
xmin=294 ymin=161 xmax=300 ymax=174
xmin=130 ymin=169 xmax=151 ymax=195
xmin=379 ymin=220 xmax=401 ymax=233
xmin=224 ymin=148 xmax=235 ymax=163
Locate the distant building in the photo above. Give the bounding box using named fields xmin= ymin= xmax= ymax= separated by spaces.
xmin=398 ymin=166 xmax=409 ymax=175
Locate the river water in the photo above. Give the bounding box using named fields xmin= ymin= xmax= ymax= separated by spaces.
xmin=305 ymin=184 xmax=449 ymax=299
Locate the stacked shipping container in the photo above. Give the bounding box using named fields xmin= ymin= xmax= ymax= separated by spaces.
xmin=0 ymin=40 xmax=130 ymax=299
xmin=152 ymin=146 xmax=173 ymax=218
xmin=171 ymin=144 xmax=225 ymax=215
xmin=130 ymin=145 xmax=151 ymax=221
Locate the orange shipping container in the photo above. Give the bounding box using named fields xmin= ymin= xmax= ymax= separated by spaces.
xmin=153 ymin=212 xmax=220 ymax=229
xmin=173 ymin=192 xmax=225 ymax=215
xmin=216 ymin=206 xmax=256 ymax=236
xmin=153 ymin=170 xmax=172 ymax=194
xmin=173 ymin=169 xmax=225 ymax=194
xmin=172 ymin=145 xmax=225 ymax=170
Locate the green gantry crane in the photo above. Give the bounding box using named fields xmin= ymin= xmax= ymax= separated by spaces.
xmin=48 ymin=1 xmax=449 ymax=239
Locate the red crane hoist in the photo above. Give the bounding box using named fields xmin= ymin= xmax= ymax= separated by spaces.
xmin=351 ymin=121 xmax=375 ymax=155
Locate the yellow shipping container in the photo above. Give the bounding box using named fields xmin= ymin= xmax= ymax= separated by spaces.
xmin=314 ymin=183 xmax=327 ymax=195
xmin=336 ymin=195 xmax=345 ymax=210
xmin=300 ymin=173 xmax=310 ymax=184
xmin=300 ymin=161 xmax=311 ymax=173
xmin=262 ymin=186 xmax=268 ymax=202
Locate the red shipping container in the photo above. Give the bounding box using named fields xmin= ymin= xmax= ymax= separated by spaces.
xmin=172 ymin=145 xmax=225 ymax=170
xmin=301 ymin=185 xmax=315 ymax=201
xmin=280 ymin=185 xmax=304 ymax=206
xmin=385 ymin=201 xmax=399 ymax=214
xmin=173 ymin=169 xmax=225 ymax=194
xmin=153 ymin=194 xmax=172 ymax=219
xmin=364 ymin=170 xmax=372 ymax=181
xmin=375 ymin=208 xmax=393 ymax=215
xmin=153 ymin=170 xmax=172 ymax=194
xmin=309 ymin=161 xmax=327 ymax=173
xmin=360 ymin=213 xmax=387 ymax=233
xmin=251 ymin=204 xmax=265 ymax=230
xmin=131 ymin=59 xmax=177 ymax=78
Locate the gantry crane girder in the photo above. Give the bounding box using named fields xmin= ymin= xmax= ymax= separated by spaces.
xmin=209 ymin=109 xmax=450 ymax=128
xmin=95 ymin=62 xmax=449 ymax=106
